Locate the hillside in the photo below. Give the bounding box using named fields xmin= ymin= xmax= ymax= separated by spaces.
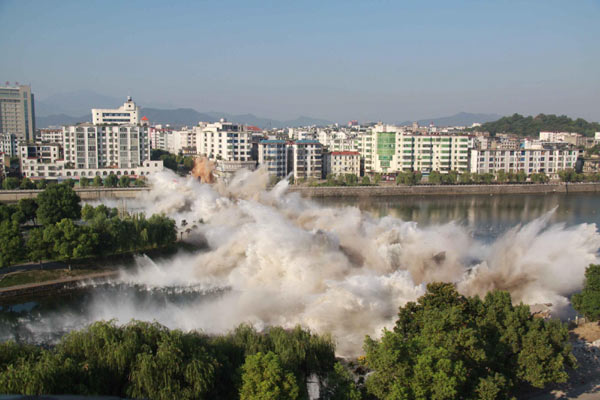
xmin=398 ymin=112 xmax=501 ymax=127
xmin=474 ymin=113 xmax=600 ymax=137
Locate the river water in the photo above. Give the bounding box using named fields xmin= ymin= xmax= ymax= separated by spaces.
xmin=2 ymin=189 xmax=600 ymax=354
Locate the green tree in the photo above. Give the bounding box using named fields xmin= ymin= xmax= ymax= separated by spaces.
xmin=459 ymin=172 xmax=473 ymax=184
xmin=20 ymin=178 xmax=35 ymax=190
xmin=321 ymin=362 xmax=361 ymax=400
xmin=0 ymin=220 xmax=24 ymax=267
xmin=240 ymin=351 xmax=299 ymax=400
xmin=2 ymin=177 xmax=20 ymax=190
xmin=572 ymin=264 xmax=600 ymax=321
xmin=35 ymin=179 xmax=48 ymax=190
xmin=118 ymin=175 xmax=130 ymax=188
xmin=428 ymin=171 xmax=442 ymax=185
xmin=344 ymin=174 xmax=358 ymax=185
xmin=92 ymin=176 xmax=103 ymax=187
xmin=361 ymin=175 xmax=371 ymax=185
xmin=79 ymin=177 xmax=90 ymax=187
xmin=27 ymin=228 xmax=52 ymax=264
xmin=496 ymin=170 xmax=508 ymax=184
xmin=36 ymin=183 xmax=81 ymax=225
xmin=18 ymin=198 xmax=38 ymax=224
xmin=364 ymin=283 xmax=576 ymax=399
xmin=134 ymin=178 xmax=146 ymax=187
xmin=104 ymin=174 xmax=118 ymax=187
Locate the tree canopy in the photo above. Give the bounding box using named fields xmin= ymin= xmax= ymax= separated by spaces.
xmin=473 ymin=113 xmax=600 ymax=137
xmin=36 ymin=183 xmax=82 ymax=225
xmin=572 ymin=264 xmax=600 ymax=321
xmin=363 ymin=283 xmax=576 ymax=399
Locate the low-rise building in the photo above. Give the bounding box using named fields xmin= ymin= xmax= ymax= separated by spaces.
xmin=323 ymin=151 xmax=360 ymax=177
xmin=37 ymin=128 xmax=64 ymax=143
xmin=470 ymin=146 xmax=582 ymax=177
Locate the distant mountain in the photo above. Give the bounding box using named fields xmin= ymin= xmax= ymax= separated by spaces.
xmin=36 ymin=90 xmax=125 ymax=117
xmin=398 ymin=112 xmax=502 ymax=127
xmin=35 ymin=108 xmax=333 ymax=129
xmin=472 ymin=113 xmax=600 ymax=137
xmin=36 ymin=114 xmax=90 ymax=128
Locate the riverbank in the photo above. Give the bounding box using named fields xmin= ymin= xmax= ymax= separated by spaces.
xmin=2 ymin=182 xmax=599 ymax=203
xmin=0 ymin=270 xmax=119 ymax=301
xmin=287 ymin=182 xmax=600 ymax=197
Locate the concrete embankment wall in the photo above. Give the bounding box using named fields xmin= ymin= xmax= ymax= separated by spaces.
xmin=0 ymin=271 xmax=119 ymax=301
xmin=2 ymin=183 xmax=600 ymax=202
xmin=287 ymin=183 xmax=600 ymax=197
xmin=0 ymin=187 xmax=150 ymax=203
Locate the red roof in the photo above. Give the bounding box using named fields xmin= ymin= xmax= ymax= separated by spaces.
xmin=247 ymin=126 xmax=262 ymax=132
xmin=141 ymin=116 xmax=149 ymax=121
xmin=331 ymin=151 xmax=359 ymax=156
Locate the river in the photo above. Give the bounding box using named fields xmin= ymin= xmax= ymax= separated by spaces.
xmin=1 ymin=189 xmax=600 ymax=353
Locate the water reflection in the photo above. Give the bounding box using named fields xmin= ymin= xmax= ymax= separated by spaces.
xmin=316 ymin=193 xmax=600 ymax=240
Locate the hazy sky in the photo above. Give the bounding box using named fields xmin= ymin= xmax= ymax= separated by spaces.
xmin=1 ymin=0 xmax=599 ymax=122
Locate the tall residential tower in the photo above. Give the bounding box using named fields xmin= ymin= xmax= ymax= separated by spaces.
xmin=0 ymin=84 xmax=35 ymax=142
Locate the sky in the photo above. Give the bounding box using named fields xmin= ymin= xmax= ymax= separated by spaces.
xmin=1 ymin=0 xmax=599 ymax=122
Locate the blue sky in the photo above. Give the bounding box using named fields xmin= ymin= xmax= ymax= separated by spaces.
xmin=1 ymin=0 xmax=599 ymax=122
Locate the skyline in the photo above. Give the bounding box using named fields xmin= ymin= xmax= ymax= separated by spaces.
xmin=1 ymin=0 xmax=599 ymax=122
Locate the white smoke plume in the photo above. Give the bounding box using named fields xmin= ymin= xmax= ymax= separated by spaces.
xmin=8 ymin=169 xmax=600 ymax=356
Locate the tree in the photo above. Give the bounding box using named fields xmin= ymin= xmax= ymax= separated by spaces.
xmin=240 ymin=351 xmax=299 ymax=400
xmin=20 ymin=178 xmax=35 ymax=190
xmin=134 ymin=178 xmax=146 ymax=187
xmin=2 ymin=177 xmax=20 ymax=190
xmin=428 ymin=171 xmax=442 ymax=185
xmin=0 ymin=220 xmax=24 ymax=267
xmin=27 ymin=228 xmax=52 ymax=264
xmin=496 ymin=170 xmax=508 ymax=184
xmin=18 ymin=198 xmax=38 ymax=224
xmin=321 ymin=362 xmax=361 ymax=400
xmin=572 ymin=264 xmax=600 ymax=321
xmin=344 ymin=174 xmax=358 ymax=185
xmin=36 ymin=183 xmax=81 ymax=225
xmin=104 ymin=174 xmax=118 ymax=188
xmin=35 ymin=179 xmax=48 ymax=190
xmin=92 ymin=176 xmax=103 ymax=187
xmin=361 ymin=175 xmax=371 ymax=185
xmin=459 ymin=172 xmax=473 ymax=184
xmin=79 ymin=177 xmax=89 ymax=187
xmin=363 ymin=283 xmax=576 ymax=399
xmin=118 ymin=175 xmax=130 ymax=188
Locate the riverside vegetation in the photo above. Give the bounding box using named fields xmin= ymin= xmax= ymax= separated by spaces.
xmin=0 ymin=182 xmax=177 ymax=268
xmin=0 ymin=283 xmax=582 ymax=399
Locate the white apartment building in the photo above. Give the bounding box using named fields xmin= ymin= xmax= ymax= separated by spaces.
xmin=0 ymin=133 xmax=17 ymax=156
xmin=292 ymin=140 xmax=322 ymax=180
xmin=19 ymin=143 xmax=63 ymax=179
xmin=149 ymin=126 xmax=173 ymax=151
xmin=92 ymin=97 xmax=139 ymax=125
xmin=21 ymin=159 xmax=164 ymax=180
xmin=368 ymin=131 xmax=471 ymax=174
xmin=37 ymin=128 xmax=64 ymax=144
xmin=353 ymin=132 xmax=374 ymax=173
xmin=258 ymin=140 xmax=289 ymax=178
xmin=539 ymin=131 xmax=585 ymax=147
xmin=470 ymin=147 xmax=582 ymax=177
xmin=62 ymin=124 xmax=150 ymax=169
xmin=323 ymin=151 xmax=360 ymax=177
xmin=196 ymin=120 xmax=253 ymax=162
xmin=169 ymin=127 xmax=197 ymax=155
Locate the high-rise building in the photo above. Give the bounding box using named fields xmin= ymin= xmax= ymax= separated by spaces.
xmin=0 ymin=133 xmax=17 ymax=156
xmin=258 ymin=140 xmax=289 ymax=178
xmin=92 ymin=97 xmax=139 ymax=125
xmin=292 ymin=140 xmax=322 ymax=180
xmin=0 ymin=84 xmax=35 ymax=142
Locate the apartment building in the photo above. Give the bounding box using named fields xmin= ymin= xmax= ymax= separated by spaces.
xmin=149 ymin=125 xmax=173 ymax=151
xmin=19 ymin=143 xmax=63 ymax=179
xmin=323 ymin=151 xmax=360 ymax=177
xmin=258 ymin=140 xmax=289 ymax=178
xmin=369 ymin=131 xmax=471 ymax=174
xmin=62 ymin=123 xmax=150 ymax=169
xmin=196 ymin=120 xmax=253 ymax=162
xmin=37 ymin=128 xmax=64 ymax=144
xmin=0 ymin=84 xmax=35 ymax=141
xmin=292 ymin=140 xmax=322 ymax=180
xmin=470 ymin=146 xmax=582 ymax=177
xmin=0 ymin=133 xmax=17 ymax=156
xmin=92 ymin=97 xmax=139 ymax=125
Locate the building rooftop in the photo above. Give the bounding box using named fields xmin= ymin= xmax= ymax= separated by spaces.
xmin=260 ymin=140 xmax=286 ymax=144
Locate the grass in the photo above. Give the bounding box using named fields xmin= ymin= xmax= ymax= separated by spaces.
xmin=0 ymin=268 xmax=106 ymax=289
